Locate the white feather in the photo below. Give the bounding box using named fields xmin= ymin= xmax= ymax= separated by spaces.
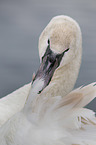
xmin=0 ymin=83 xmax=96 ymax=145
xmin=0 ymin=83 xmax=31 ymax=126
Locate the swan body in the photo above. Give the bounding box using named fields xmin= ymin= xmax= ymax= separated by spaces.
xmin=0 ymin=15 xmax=82 ymax=126
xmin=0 ymin=81 xmax=96 ymax=145
xmin=0 ymin=15 xmax=96 ymax=145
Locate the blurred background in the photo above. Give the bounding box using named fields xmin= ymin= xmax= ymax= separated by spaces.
xmin=0 ymin=0 xmax=96 ymax=110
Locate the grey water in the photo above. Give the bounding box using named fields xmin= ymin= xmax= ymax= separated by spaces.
xmin=0 ymin=0 xmax=96 ymax=111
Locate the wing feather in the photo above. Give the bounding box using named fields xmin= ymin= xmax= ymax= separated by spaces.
xmin=58 ymin=82 xmax=96 ymax=109
xmin=0 ymin=83 xmax=31 ymax=126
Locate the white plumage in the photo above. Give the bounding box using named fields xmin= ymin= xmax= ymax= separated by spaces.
xmin=0 ymin=83 xmax=31 ymax=126
xmin=0 ymin=15 xmax=96 ymax=145
xmin=0 ymin=82 xmax=96 ymax=145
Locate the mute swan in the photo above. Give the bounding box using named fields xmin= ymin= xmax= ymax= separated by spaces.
xmin=0 ymin=15 xmax=82 ymax=126
xmin=0 ymin=15 xmax=96 ymax=145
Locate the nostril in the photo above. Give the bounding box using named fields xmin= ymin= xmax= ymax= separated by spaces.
xmin=48 ymin=56 xmax=55 ymax=63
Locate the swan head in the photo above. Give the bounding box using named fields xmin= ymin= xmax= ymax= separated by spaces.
xmin=33 ymin=15 xmax=82 ymax=94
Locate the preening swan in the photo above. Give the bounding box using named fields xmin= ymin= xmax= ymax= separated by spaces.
xmin=0 ymin=15 xmax=96 ymax=145
xmin=0 ymin=15 xmax=82 ymax=126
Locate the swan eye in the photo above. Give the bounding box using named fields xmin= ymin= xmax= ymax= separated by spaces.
xmin=42 ymin=39 xmax=51 ymax=62
xmin=65 ymin=48 xmax=70 ymax=52
xmin=47 ymin=39 xmax=50 ymax=45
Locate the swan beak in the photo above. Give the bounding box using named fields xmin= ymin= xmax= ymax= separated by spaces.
xmin=32 ymin=44 xmax=69 ymax=94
